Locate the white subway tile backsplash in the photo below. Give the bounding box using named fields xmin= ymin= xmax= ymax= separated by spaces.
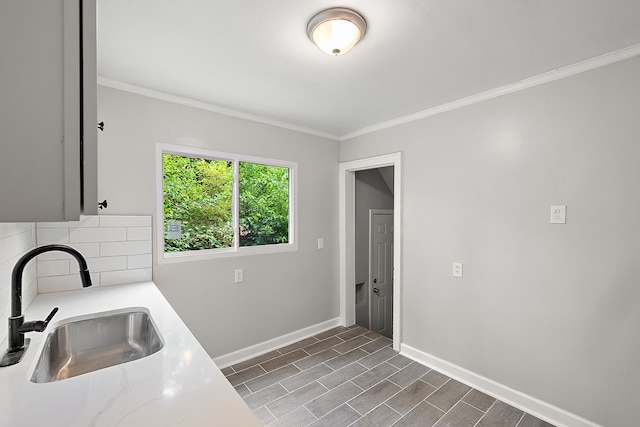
xmin=127 ymin=227 xmax=152 ymax=241
xmin=23 ymin=276 xmax=38 ymax=309
xmin=36 ymin=243 xmax=101 ymax=261
xmin=72 ymin=243 xmax=102 ymax=259
xmin=22 ymin=263 xmax=37 ymax=310
xmin=70 ymin=227 xmax=127 ymax=243
xmin=36 ymin=227 xmax=69 ymax=245
xmin=86 ymin=256 xmax=127 ymax=273
xmin=0 ymin=223 xmax=33 ymax=237
xmin=0 ymin=282 xmax=8 ymax=309
xmin=100 ymin=216 xmax=151 ymax=227
xmin=0 ymin=231 xmax=35 ymax=265
xmin=0 ymin=243 xmax=12 ymax=267
xmin=0 ymin=297 xmax=9 ymax=321
xmin=36 ymin=216 xmax=100 ymax=228
xmin=37 ymin=260 xmax=70 ymax=277
xmin=0 ymin=237 xmax=36 ymax=284
xmin=38 ymin=272 xmax=101 ymax=294
xmin=34 ymin=215 xmax=152 ymax=292
xmin=37 ymin=275 xmax=76 ymax=293
xmin=0 ymin=272 xmax=8 ymax=296
xmin=0 ymin=253 xmax=22 ymax=295
xmin=128 ymin=254 xmax=152 ymax=269
xmin=101 ymin=268 xmax=152 ymax=287
xmin=100 ymin=240 xmax=151 ymax=257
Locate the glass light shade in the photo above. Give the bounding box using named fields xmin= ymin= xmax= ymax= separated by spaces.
xmin=307 ymin=8 xmax=367 ymax=56
xmin=312 ymin=19 xmax=361 ymax=56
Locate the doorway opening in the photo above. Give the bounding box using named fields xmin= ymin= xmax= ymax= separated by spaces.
xmin=339 ymin=153 xmax=402 ymax=351
xmin=355 ymin=168 xmax=394 ymax=338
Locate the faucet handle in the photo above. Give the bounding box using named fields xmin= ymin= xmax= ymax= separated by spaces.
xmin=17 ymin=307 xmax=59 ymax=334
xmin=43 ymin=307 xmax=59 ymax=325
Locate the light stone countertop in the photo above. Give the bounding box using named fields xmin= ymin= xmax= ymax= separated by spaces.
xmin=0 ymin=281 xmax=261 ymax=427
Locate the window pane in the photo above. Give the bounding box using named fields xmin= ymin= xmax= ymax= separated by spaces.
xmin=239 ymin=162 xmax=290 ymax=247
xmin=163 ymin=154 xmax=233 ymax=252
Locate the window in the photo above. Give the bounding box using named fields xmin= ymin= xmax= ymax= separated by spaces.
xmin=157 ymin=145 xmax=296 ymax=261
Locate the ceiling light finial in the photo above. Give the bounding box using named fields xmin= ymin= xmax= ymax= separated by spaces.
xmin=307 ymin=8 xmax=367 ymax=56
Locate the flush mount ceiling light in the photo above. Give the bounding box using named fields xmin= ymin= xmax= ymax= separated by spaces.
xmin=307 ymin=8 xmax=367 ymax=56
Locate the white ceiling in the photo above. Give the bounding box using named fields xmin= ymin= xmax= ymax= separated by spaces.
xmin=98 ymin=0 xmax=640 ymax=139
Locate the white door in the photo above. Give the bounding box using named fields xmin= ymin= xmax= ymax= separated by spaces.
xmin=369 ymin=210 xmax=393 ymax=338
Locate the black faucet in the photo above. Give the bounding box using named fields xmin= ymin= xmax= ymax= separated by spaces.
xmin=0 ymin=244 xmax=92 ymax=367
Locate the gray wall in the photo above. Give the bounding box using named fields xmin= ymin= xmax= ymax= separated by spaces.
xmin=340 ymin=55 xmax=640 ymax=427
xmin=97 ymin=86 xmax=340 ymax=357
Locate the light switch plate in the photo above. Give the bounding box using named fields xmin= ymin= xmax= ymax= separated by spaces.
xmin=550 ymin=205 xmax=566 ymax=224
xmin=234 ymin=269 xmax=243 ymax=283
xmin=452 ymin=262 xmax=463 ymax=278
xmin=317 ymin=238 xmax=324 ymax=249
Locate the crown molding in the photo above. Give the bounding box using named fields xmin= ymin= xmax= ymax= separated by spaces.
xmin=341 ymin=43 xmax=640 ymax=141
xmin=99 ymin=44 xmax=640 ymax=143
xmin=97 ymin=77 xmax=341 ymax=141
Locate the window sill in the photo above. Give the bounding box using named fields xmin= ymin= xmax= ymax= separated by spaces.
xmin=158 ymin=242 xmax=299 ymax=264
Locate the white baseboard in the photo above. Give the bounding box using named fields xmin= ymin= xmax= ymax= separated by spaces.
xmin=400 ymin=344 xmax=601 ymax=427
xmin=213 ymin=317 xmax=342 ymax=369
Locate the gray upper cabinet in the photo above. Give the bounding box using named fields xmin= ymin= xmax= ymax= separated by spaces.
xmin=0 ymin=0 xmax=97 ymax=222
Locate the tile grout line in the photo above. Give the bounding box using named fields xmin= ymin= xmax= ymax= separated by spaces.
xmin=376 ymin=376 xmax=451 ymax=426
xmin=343 ymin=401 xmax=367 ymax=424
xmin=385 ymin=380 xmax=439 ymax=419
xmin=266 ymin=380 xmax=329 ymax=422
xmin=456 ymin=401 xmax=485 ymax=422
xmin=513 ymin=411 xmax=527 ymax=427
xmin=263 ymin=406 xmax=277 ymax=426
xmin=280 ymin=363 xmax=338 ymax=394
xmin=349 ymin=400 xmax=404 ymax=426
xmin=303 ymin=392 xmax=357 ymax=425
xmin=472 ymin=399 xmax=498 ymax=427
xmin=428 ymin=378 xmax=470 ymax=414
xmin=387 ymin=400 xmax=444 ymax=427
xmin=459 ymin=387 xmax=497 ymax=415
xmin=296 ymin=378 xmax=364 ymax=420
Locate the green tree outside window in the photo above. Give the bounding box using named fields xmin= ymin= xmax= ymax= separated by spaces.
xmin=163 ymin=154 xmax=290 ymax=253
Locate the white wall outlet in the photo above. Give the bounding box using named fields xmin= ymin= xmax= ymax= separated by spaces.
xmin=234 ymin=269 xmax=243 ymax=283
xmin=550 ymin=205 xmax=567 ymax=224
xmin=452 ymin=262 xmax=463 ymax=278
xmin=317 ymin=237 xmax=324 ymax=249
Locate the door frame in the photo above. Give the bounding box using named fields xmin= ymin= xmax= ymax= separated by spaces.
xmin=339 ymin=152 xmax=402 ymax=351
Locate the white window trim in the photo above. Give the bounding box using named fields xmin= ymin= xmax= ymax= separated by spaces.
xmin=156 ymin=143 xmax=298 ymax=264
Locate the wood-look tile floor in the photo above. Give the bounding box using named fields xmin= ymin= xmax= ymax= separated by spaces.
xmin=223 ymin=325 xmax=555 ymax=427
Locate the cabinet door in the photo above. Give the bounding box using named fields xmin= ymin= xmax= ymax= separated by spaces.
xmin=0 ymin=0 xmax=90 ymax=222
xmin=82 ymin=0 xmax=98 ymax=216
